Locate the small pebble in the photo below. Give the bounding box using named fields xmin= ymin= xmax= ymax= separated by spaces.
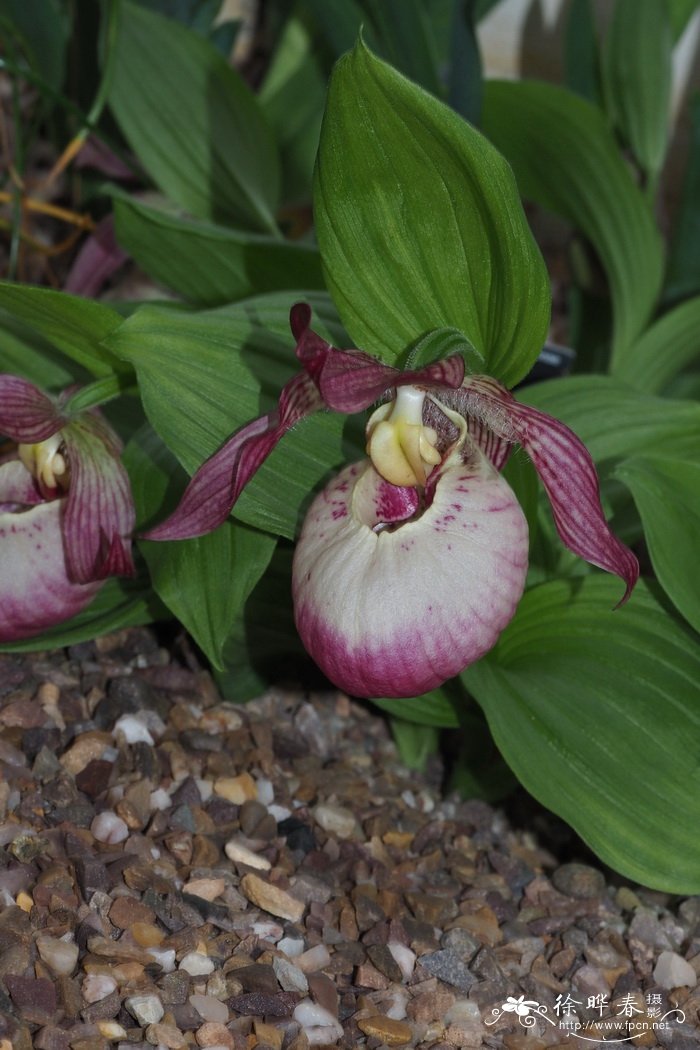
xmin=145 ymin=1021 xmax=188 ymax=1048
xmin=189 ymin=994 xmax=229 ymax=1023
xmin=96 ymin=1020 xmax=128 ymax=1040
xmin=278 ymin=936 xmax=304 ymax=958
xmin=272 ymin=955 xmax=309 ymax=994
xmin=36 ymin=936 xmax=79 ymax=976
xmin=653 ymin=950 xmax=698 ymax=989
xmin=357 ymin=1015 xmax=413 ymax=1045
xmin=387 ymin=941 xmax=416 ymax=980
xmin=313 ymin=802 xmax=357 ymax=839
xmin=113 ymin=713 xmax=155 ymax=745
xmin=180 ymin=951 xmax=215 ymax=976
xmin=240 ymin=873 xmax=305 ymax=922
xmin=148 ymin=947 xmax=177 ymax=972
xmin=293 ymin=1000 xmax=344 ymax=1046
xmin=224 ymin=838 xmax=271 ymax=871
xmin=552 ymin=862 xmax=606 ymax=899
xmin=213 ymin=772 xmax=257 ymax=804
xmin=125 ymin=993 xmax=165 ymax=1026
xmin=82 ymin=974 xmax=117 ymax=1003
xmin=297 ymin=943 xmax=332 ymax=973
xmin=183 ymin=876 xmax=225 ymax=901
xmin=91 ymin=811 xmax=129 ymax=844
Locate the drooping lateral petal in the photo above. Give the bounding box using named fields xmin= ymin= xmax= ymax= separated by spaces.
xmin=61 ymin=414 xmax=136 ymax=582
xmin=461 ymin=376 xmax=639 ymax=600
xmin=291 ymin=303 xmax=465 ymax=413
xmin=0 ymin=458 xmax=42 ymax=506
xmin=0 ymin=500 xmax=102 ymax=642
xmin=144 ymin=371 xmax=325 ymax=542
xmin=0 ymin=375 xmax=63 ymax=443
xmin=293 ymin=452 xmax=528 ymax=698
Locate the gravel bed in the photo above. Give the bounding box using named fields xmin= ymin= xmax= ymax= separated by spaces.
xmin=0 ymin=629 xmax=698 ymax=1050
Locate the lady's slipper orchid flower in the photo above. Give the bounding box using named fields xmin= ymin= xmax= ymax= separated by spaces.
xmin=147 ymin=304 xmax=638 ymax=698
xmin=0 ymin=375 xmax=135 ymax=642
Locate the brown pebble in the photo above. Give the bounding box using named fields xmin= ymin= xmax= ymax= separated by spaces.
xmin=253 ymin=1020 xmax=284 ymax=1050
xmin=60 ymin=732 xmax=112 ymax=775
xmin=145 ymin=1021 xmax=188 ymax=1048
xmin=108 ymin=895 xmax=156 ymax=929
xmin=240 ymin=873 xmax=305 ymax=923
xmin=356 ymin=1015 xmax=412 ymax=1045
xmin=196 ymin=1021 xmax=235 ymax=1047
xmin=552 ymin=862 xmax=606 ymax=900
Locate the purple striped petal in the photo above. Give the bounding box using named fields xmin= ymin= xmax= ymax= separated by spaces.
xmin=61 ymin=414 xmax=136 ymax=582
xmin=293 ymin=453 xmax=528 ymax=698
xmin=0 ymin=375 xmax=63 ymax=443
xmin=144 ymin=371 xmax=324 ymax=541
xmin=291 ymin=303 xmax=465 ymax=412
xmin=0 ymin=500 xmax=102 ymax=642
xmin=461 ymin=376 xmax=639 ymax=601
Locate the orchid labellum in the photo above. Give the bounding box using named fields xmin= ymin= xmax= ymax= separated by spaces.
xmin=148 ymin=304 xmax=638 ymax=698
xmin=0 ymin=376 xmax=135 ymax=642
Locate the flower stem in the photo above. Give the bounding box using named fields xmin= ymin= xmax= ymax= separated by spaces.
xmin=63 ymin=373 xmax=135 ymax=416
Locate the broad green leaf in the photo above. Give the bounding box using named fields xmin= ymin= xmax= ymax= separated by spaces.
xmin=565 ymin=0 xmax=600 ymax=104
xmin=615 ymin=296 xmax=700 ymax=393
xmin=0 ymin=574 xmax=161 ymax=653
xmin=259 ymin=14 xmax=327 ymax=205
xmin=665 ymin=95 xmax=700 ymax=304
xmin=113 ymin=195 xmax=325 ymax=306
xmin=0 ymin=309 xmax=89 ymax=389
xmin=602 ymin=0 xmax=672 ymax=182
xmin=125 ymin=421 xmax=277 ymax=668
xmin=109 ymin=1 xmax=280 ymax=233
xmin=519 ymin=375 xmax=700 ymax=462
xmin=104 ymin=292 xmax=348 ymax=539
xmin=0 ymin=283 xmax=124 ymax=377
xmin=615 ymin=456 xmax=700 ymax=632
xmin=315 ymin=41 xmax=551 ymax=386
xmin=482 ymin=80 xmax=664 ymax=366
xmin=390 ymin=719 xmax=440 ymax=771
xmin=465 ymin=577 xmax=700 ymax=892
xmin=372 ymin=688 xmax=460 ymax=727
xmin=144 ymin=523 xmax=276 ymax=670
xmin=216 ymin=544 xmax=303 ymax=702
xmin=666 ymin=0 xmax=700 ymax=39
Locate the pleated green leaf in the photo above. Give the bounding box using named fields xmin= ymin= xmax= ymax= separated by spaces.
xmin=113 ymin=195 xmax=325 ymax=306
xmin=0 ymin=283 xmax=124 ymax=377
xmin=314 ymin=40 xmax=550 ymax=386
xmin=615 ymin=456 xmax=700 ymax=632
xmin=465 ymin=577 xmax=700 ymax=892
xmin=104 ymin=293 xmax=348 ymax=539
xmin=482 ymin=80 xmax=664 ymax=366
xmin=602 ymin=0 xmax=672 ymax=181
xmin=614 ymin=296 xmax=700 ymax=393
xmin=519 ymin=375 xmax=700 ymax=462
xmin=109 ymin=1 xmax=280 ymax=233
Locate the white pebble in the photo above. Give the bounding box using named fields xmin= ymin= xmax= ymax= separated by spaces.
xmin=268 ymin=803 xmax=292 ymax=822
xmin=278 ymin=936 xmax=304 ymax=958
xmin=313 ymin=802 xmax=357 ymax=839
xmin=385 ymin=988 xmax=409 ymax=1020
xmin=297 ymin=943 xmax=332 ymax=973
xmin=150 ymin=788 xmax=171 ymax=811
xmin=251 ymin=920 xmax=284 ymax=941
xmin=195 ymin=778 xmax=213 ymax=802
xmin=273 ymin=955 xmax=308 ymax=994
xmin=387 ymin=941 xmax=415 ymax=980
xmin=125 ymin=993 xmax=164 ymax=1025
xmin=83 ymin=973 xmax=117 ymax=1002
xmin=255 ymin=778 xmax=274 ymax=805
xmin=293 ymin=1000 xmax=343 ymax=1045
xmin=224 ymin=838 xmax=271 ymax=871
xmin=445 ymin=999 xmax=481 ymax=1024
xmin=36 ymin=936 xmax=79 ymax=976
xmin=653 ymin=950 xmax=697 ymax=989
xmin=113 ymin=713 xmax=154 ymax=745
xmin=147 ymin=947 xmax=176 ymax=972
xmin=91 ymin=811 xmax=129 ymax=844
xmin=189 ymin=993 xmax=229 ymax=1023
xmin=179 ymin=950 xmax=215 ymax=976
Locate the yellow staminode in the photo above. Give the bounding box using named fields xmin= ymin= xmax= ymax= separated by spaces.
xmin=366 ymin=386 xmax=441 ymax=487
xmin=18 ymin=434 xmax=68 ymax=492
